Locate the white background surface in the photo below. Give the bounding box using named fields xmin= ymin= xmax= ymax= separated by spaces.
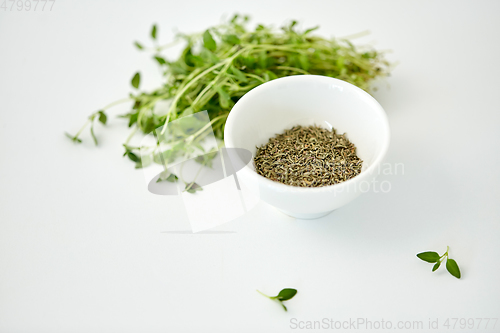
xmin=1 ymin=1 xmax=500 ymax=332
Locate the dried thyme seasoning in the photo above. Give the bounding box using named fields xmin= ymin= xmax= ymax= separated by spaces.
xmin=254 ymin=125 xmax=362 ymax=187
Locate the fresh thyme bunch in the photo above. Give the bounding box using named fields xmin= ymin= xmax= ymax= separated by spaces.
xmin=67 ymin=15 xmax=390 ymax=167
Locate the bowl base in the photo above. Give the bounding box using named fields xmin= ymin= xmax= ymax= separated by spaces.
xmin=278 ymin=208 xmax=334 ymax=220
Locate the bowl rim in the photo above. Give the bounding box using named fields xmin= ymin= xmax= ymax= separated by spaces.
xmin=224 ymin=75 xmax=391 ymax=193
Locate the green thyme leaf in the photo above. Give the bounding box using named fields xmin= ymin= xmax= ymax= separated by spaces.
xmin=223 ymin=34 xmax=240 ymax=45
xmin=432 ymin=261 xmax=441 ymax=272
xmin=131 ymin=72 xmax=140 ymax=89
xmin=304 ymin=26 xmax=319 ymax=34
xmin=274 ymin=288 xmax=297 ymax=301
xmin=127 ymin=151 xmax=140 ymax=162
xmin=97 ymin=110 xmax=107 ymax=125
xmin=229 ymin=65 xmax=247 ymax=82
xmin=154 ymin=56 xmax=166 ymax=65
xmin=166 ymin=174 xmax=178 ymax=182
xmin=134 ymin=41 xmax=143 ymax=50
xmin=151 ymin=24 xmax=157 ymax=40
xmin=128 ymin=113 xmax=138 ymax=127
xmin=203 ymin=30 xmax=216 ymax=51
xmin=446 ymin=259 xmax=461 ymax=279
xmin=416 ymin=252 xmax=440 ymax=263
xmin=216 ymin=86 xmax=230 ymax=108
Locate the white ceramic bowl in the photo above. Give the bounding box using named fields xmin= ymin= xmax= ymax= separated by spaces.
xmin=224 ymin=75 xmax=390 ymax=219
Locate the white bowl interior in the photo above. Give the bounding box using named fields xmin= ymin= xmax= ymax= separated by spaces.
xmin=226 ymin=76 xmax=389 ymax=175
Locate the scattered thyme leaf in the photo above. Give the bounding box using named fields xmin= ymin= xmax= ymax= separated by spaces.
xmin=416 ymin=252 xmax=440 ymax=263
xmin=432 ymin=261 xmax=441 ymax=272
xmin=417 ymin=246 xmax=461 ymax=279
xmin=446 ymin=258 xmax=461 ymax=279
xmin=257 ymin=288 xmax=297 ymax=312
xmin=274 ymin=288 xmax=297 ymax=301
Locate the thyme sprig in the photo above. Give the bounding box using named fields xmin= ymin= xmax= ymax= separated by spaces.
xmin=257 ymin=288 xmax=298 ymax=312
xmin=66 ymin=15 xmax=390 ymax=169
xmin=417 ymin=246 xmax=461 ymax=279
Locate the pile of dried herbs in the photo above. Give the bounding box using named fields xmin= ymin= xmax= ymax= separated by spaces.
xmin=254 ymin=125 xmax=362 ymax=187
xmin=66 ymin=15 xmax=390 ymax=168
